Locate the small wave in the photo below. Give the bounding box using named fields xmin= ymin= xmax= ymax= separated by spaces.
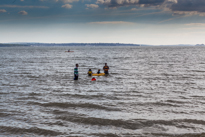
xmin=0 ymin=92 xmax=9 ymax=95
xmin=59 ymin=93 xmax=120 ymax=100
xmin=17 ymin=96 xmax=38 ymax=100
xmin=166 ymin=100 xmax=189 ymax=104
xmin=28 ymin=102 xmax=120 ymax=111
xmin=0 ymin=112 xmax=11 ymax=117
xmin=56 ymin=115 xmax=143 ymax=130
xmin=136 ymin=102 xmax=181 ymax=107
xmin=29 ymin=92 xmax=42 ymax=96
xmin=90 ymin=133 xmax=121 ymax=137
xmin=0 ymin=126 xmax=62 ymax=136
xmin=191 ymin=70 xmax=205 ymax=73
xmin=151 ymin=133 xmax=205 ymax=137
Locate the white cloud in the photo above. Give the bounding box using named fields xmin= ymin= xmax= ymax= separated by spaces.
xmin=86 ymin=4 xmax=99 ymax=9
xmin=166 ymin=0 xmax=177 ymax=3
xmin=18 ymin=10 xmax=28 ymax=15
xmin=62 ymin=4 xmax=73 ymax=8
xmin=0 ymin=9 xmax=7 ymax=13
xmin=97 ymin=0 xmax=111 ymax=5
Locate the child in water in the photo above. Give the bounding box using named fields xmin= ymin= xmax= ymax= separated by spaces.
xmin=97 ymin=69 xmax=100 ymax=74
xmin=87 ymin=69 xmax=92 ymax=76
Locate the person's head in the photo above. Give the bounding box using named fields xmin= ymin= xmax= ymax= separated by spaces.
xmin=105 ymin=63 xmax=107 ymax=66
xmin=98 ymin=69 xmax=100 ymax=71
xmin=89 ymin=69 xmax=91 ymax=71
xmin=76 ymin=64 xmax=78 ymax=67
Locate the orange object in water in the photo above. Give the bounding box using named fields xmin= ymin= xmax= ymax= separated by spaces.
xmin=92 ymin=78 xmax=96 ymax=81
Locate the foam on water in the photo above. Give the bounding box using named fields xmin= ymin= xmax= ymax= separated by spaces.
xmin=1 ymin=46 xmax=205 ymax=136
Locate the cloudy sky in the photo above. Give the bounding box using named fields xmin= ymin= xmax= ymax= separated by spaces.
xmin=0 ymin=0 xmax=205 ymax=45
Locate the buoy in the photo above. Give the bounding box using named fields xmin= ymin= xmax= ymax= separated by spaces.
xmin=92 ymin=77 xmax=96 ymax=81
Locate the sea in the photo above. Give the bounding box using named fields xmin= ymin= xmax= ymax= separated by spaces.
xmin=0 ymin=46 xmax=205 ymax=137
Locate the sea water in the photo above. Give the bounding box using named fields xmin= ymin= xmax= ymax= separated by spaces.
xmin=0 ymin=46 xmax=205 ymax=136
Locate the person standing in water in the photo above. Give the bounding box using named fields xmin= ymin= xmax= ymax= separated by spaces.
xmin=103 ymin=63 xmax=109 ymax=74
xmin=87 ymin=69 xmax=92 ymax=76
xmin=74 ymin=64 xmax=79 ymax=80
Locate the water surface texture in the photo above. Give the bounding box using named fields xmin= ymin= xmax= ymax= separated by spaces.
xmin=1 ymin=46 xmax=205 ymax=137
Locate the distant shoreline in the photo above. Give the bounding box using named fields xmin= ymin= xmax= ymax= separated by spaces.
xmin=0 ymin=43 xmax=203 ymax=47
xmin=0 ymin=43 xmax=140 ymax=47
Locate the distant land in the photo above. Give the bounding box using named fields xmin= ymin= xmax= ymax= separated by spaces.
xmin=0 ymin=43 xmax=204 ymax=47
xmin=1 ymin=43 xmax=140 ymax=47
xmin=195 ymin=44 xmax=205 ymax=46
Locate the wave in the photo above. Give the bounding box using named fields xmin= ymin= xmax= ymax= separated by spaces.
xmin=28 ymin=102 xmax=120 ymax=111
xmin=0 ymin=126 xmax=62 ymax=136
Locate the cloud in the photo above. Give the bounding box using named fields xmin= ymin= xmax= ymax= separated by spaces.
xmin=56 ymin=0 xmax=79 ymax=3
xmin=96 ymin=0 xmax=205 ymax=16
xmin=96 ymin=0 xmax=140 ymax=8
xmin=96 ymin=0 xmax=167 ymax=8
xmin=0 ymin=5 xmax=48 ymax=9
xmin=0 ymin=9 xmax=7 ymax=13
xmin=62 ymin=4 xmax=73 ymax=8
xmin=138 ymin=0 xmax=165 ymax=6
xmin=170 ymin=0 xmax=205 ymax=12
xmin=185 ymin=23 xmax=205 ymax=26
xmin=86 ymin=4 xmax=99 ymax=9
xmin=89 ymin=21 xmax=135 ymax=24
xmin=168 ymin=0 xmax=205 ymax=16
xmin=18 ymin=10 xmax=28 ymax=15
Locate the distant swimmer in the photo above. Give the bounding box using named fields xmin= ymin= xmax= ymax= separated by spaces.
xmin=68 ymin=49 xmax=70 ymax=52
xmin=74 ymin=64 xmax=78 ymax=80
xmin=103 ymin=63 xmax=109 ymax=74
xmin=87 ymin=69 xmax=93 ymax=76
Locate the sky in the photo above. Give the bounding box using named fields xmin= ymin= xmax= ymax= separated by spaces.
xmin=0 ymin=0 xmax=205 ymax=45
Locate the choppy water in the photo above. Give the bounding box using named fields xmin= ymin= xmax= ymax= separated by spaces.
xmin=1 ymin=46 xmax=205 ymax=137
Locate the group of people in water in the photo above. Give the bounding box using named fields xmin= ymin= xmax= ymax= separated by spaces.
xmin=74 ymin=63 xmax=109 ymax=80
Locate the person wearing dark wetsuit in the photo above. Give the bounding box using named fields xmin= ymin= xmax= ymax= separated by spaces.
xmin=74 ymin=64 xmax=78 ymax=80
xmin=103 ymin=63 xmax=109 ymax=74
